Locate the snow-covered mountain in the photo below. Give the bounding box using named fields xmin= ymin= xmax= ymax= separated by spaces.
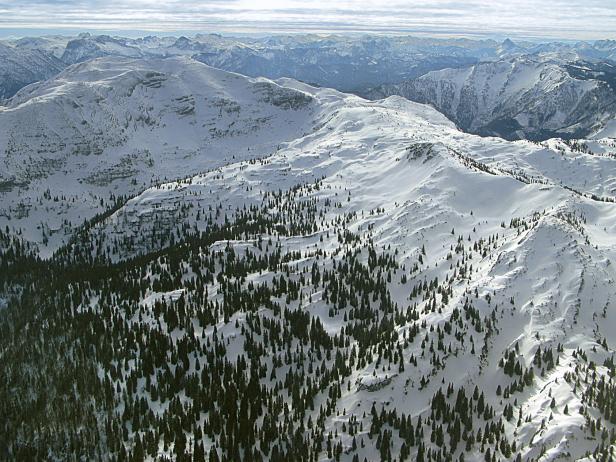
xmin=0 ymin=33 xmax=551 ymax=99
xmin=60 ymin=33 xmax=147 ymax=64
xmin=8 ymin=35 xmax=73 ymax=59
xmin=2 ymin=56 xmax=616 ymax=461
xmin=0 ymin=41 xmax=65 ymax=100
xmin=3 ymin=33 xmax=616 ymax=139
xmin=371 ymin=55 xmax=616 ymax=140
xmin=0 ymin=56 xmax=318 ymax=253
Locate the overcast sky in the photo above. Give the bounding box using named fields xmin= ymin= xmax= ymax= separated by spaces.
xmin=0 ymin=0 xmax=614 ymax=40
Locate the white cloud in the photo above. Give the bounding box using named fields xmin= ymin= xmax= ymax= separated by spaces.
xmin=0 ymin=0 xmax=614 ymax=40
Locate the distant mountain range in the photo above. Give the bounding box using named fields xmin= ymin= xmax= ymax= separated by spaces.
xmin=1 ymin=34 xmax=616 ymax=140
xmin=0 ymin=33 xmax=492 ymax=97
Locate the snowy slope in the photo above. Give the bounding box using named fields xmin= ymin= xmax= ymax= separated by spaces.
xmin=371 ymin=55 xmax=616 ymax=140
xmin=3 ymin=57 xmax=616 ymax=461
xmin=0 ymin=56 xmax=317 ymax=254
xmin=68 ymin=72 xmax=616 ymax=459
xmin=0 ymin=41 xmax=65 ymax=99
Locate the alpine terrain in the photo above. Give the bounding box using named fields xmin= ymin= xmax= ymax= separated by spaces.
xmin=370 ymin=55 xmax=616 ymax=141
xmin=2 ymin=52 xmax=616 ymax=462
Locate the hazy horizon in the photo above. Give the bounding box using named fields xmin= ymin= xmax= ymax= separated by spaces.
xmin=0 ymin=0 xmax=614 ymax=41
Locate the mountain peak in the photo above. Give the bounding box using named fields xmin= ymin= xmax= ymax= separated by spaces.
xmin=501 ymin=38 xmax=517 ymax=48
